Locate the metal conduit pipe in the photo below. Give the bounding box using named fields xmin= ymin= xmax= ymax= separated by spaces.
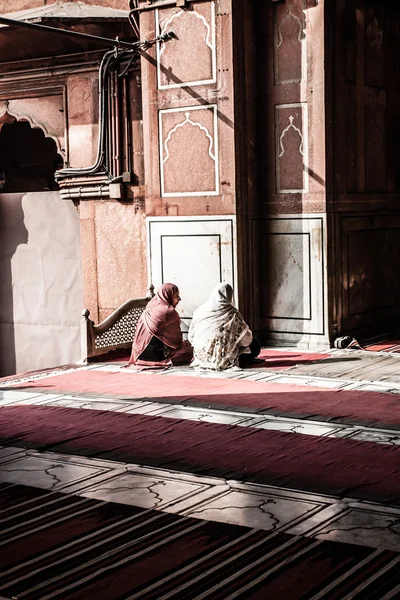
xmin=55 ymin=31 xmax=173 ymax=182
xmin=59 ymin=186 xmax=110 ymax=200
xmin=114 ymin=71 xmax=122 ymax=177
xmin=109 ymin=69 xmax=116 ymax=176
xmin=0 ymin=16 xmax=141 ymax=49
xmin=55 ymin=49 xmax=117 ymax=180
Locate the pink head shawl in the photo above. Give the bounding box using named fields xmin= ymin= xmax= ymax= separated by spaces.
xmin=129 ymin=283 xmax=182 ymax=364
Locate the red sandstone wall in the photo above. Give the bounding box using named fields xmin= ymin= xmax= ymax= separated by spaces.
xmin=139 ymin=0 xmax=236 ymax=218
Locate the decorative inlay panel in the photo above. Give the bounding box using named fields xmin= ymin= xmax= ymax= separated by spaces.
xmin=156 ymin=2 xmax=216 ymax=89
xmin=159 ymin=105 xmax=219 ymax=197
xmin=275 ymin=103 xmax=308 ymax=193
xmin=274 ymin=0 xmax=305 ymax=84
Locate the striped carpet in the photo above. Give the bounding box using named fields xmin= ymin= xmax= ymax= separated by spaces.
xmin=1 ymin=405 xmax=400 ymax=505
xmin=1 ymin=482 xmax=400 ymax=600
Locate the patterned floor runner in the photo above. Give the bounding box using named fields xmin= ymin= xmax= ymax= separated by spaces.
xmin=1 ymin=482 xmax=400 ymax=600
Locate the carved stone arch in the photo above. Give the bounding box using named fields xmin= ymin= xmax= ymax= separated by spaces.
xmin=0 ymin=111 xmax=64 ymax=193
xmin=0 ymin=104 xmax=66 ymax=161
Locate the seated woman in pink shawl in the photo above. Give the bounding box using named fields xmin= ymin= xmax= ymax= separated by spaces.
xmin=129 ymin=283 xmax=193 ymax=367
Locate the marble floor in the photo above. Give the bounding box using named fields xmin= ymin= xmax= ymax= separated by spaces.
xmin=1 ymin=349 xmax=400 ymax=590
xmin=1 ymin=370 xmax=400 ymax=556
xmin=2 ymin=387 xmax=400 ymax=447
xmin=1 ymin=443 xmax=400 ymax=553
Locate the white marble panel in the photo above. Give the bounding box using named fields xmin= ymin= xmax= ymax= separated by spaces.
xmin=38 ymin=397 xmax=134 ymax=413
xmin=0 ymin=390 xmax=44 ymax=405
xmin=0 ymin=446 xmax=26 ymax=462
xmin=159 ymin=406 xmax=248 ymax=425
xmin=253 ymin=216 xmax=326 ymax=340
xmin=0 ymin=454 xmax=115 ymax=491
xmin=296 ymin=502 xmax=400 ymax=551
xmin=244 ymin=417 xmax=341 ymax=437
xmin=148 ymin=216 xmax=235 ymax=331
xmin=182 ymin=481 xmax=332 ymax=532
xmin=122 ymin=402 xmax=176 ymax=415
xmin=0 ymin=393 xmax=64 ymax=406
xmin=342 ymin=429 xmax=400 ymax=446
xmin=81 ymin=467 xmax=225 ymax=511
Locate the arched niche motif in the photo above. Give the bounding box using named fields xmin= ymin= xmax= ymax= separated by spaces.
xmin=0 ymin=114 xmax=64 ymax=193
xmin=0 ymin=103 xmax=66 ymax=161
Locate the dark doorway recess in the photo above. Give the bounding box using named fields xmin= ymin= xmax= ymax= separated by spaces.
xmin=0 ymin=120 xmax=63 ymax=193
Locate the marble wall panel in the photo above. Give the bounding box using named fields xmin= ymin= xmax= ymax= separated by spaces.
xmin=274 ymin=0 xmax=305 ymax=85
xmin=252 ymin=216 xmax=325 ymax=339
xmin=156 ymin=2 xmax=216 ymax=89
xmin=159 ymin=105 xmax=218 ymax=196
xmin=341 ymin=215 xmax=400 ymax=331
xmin=259 ymin=232 xmax=311 ymax=321
xmin=275 ymin=103 xmax=308 ymax=193
xmin=148 ymin=216 xmax=235 ymax=331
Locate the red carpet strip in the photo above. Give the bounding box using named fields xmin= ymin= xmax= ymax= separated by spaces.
xmin=254 ymin=349 xmax=330 ymax=369
xmin=97 ymin=349 xmax=330 ymax=370
xmin=364 ymin=338 xmax=400 ymax=353
xmin=1 ymin=405 xmax=400 ymax=505
xmin=1 ymin=483 xmax=400 ymax=600
xmin=14 ymin=368 xmax=400 ymax=427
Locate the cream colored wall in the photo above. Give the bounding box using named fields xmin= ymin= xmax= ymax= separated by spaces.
xmin=0 ymin=191 xmax=82 ymax=376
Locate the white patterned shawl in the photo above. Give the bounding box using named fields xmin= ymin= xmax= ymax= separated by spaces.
xmin=188 ymin=282 xmax=252 ymax=370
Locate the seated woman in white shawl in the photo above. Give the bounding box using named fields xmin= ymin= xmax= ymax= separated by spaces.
xmin=188 ymin=282 xmax=260 ymax=370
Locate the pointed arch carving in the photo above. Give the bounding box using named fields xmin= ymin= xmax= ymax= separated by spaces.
xmin=159 ymin=105 xmax=219 ymax=196
xmin=156 ymin=2 xmax=216 ymax=89
xmin=0 ymin=103 xmax=66 ymax=161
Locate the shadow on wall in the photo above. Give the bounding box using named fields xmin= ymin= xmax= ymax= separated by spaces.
xmin=0 ymin=193 xmax=28 ymax=375
xmin=0 ymin=121 xmax=82 ymax=377
xmin=0 ymin=192 xmax=83 ymax=377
